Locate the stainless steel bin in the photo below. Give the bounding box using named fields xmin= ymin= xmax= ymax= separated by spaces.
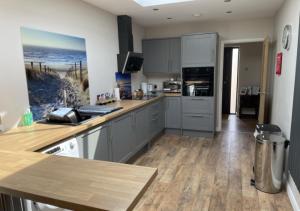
xmin=254 ymin=133 xmax=287 ymax=193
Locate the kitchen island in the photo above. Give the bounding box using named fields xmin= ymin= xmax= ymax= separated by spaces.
xmin=0 ymin=95 xmax=166 ymax=211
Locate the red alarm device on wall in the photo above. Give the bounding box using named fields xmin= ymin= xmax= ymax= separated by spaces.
xmin=276 ymin=52 xmax=283 ymax=75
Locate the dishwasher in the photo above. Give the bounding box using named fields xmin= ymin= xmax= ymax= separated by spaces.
xmin=24 ymin=138 xmax=79 ymax=211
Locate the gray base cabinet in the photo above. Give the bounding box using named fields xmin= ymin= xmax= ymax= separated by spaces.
xmin=165 ymin=97 xmax=181 ymax=129
xmin=77 ymin=125 xmax=111 ymax=161
xmin=111 ymin=113 xmax=135 ymax=163
xmin=149 ymin=99 xmax=165 ymax=139
xmin=182 ymin=97 xmax=215 ymax=133
xmin=134 ymin=106 xmax=150 ymax=151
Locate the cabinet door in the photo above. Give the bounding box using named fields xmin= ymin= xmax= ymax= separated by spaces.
xmin=182 ymin=97 xmax=214 ymax=114
xmin=169 ymin=38 xmax=181 ymax=74
xmin=149 ymin=100 xmax=165 ymax=138
xmin=143 ymin=39 xmax=170 ymax=74
xmin=77 ymin=125 xmax=110 ymax=161
xmin=135 ymin=106 xmax=149 ymax=150
xmin=182 ymin=113 xmax=214 ymax=131
xmin=165 ymin=97 xmax=181 ymax=129
xmin=111 ymin=113 xmax=134 ymax=163
xmin=182 ymin=33 xmax=217 ymax=67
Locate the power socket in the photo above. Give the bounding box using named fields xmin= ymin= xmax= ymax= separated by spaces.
xmin=0 ymin=111 xmax=7 ymax=132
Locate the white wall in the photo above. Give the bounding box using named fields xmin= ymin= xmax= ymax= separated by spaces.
xmin=271 ymin=0 xmax=300 ymax=139
xmin=145 ymin=18 xmax=274 ymax=40
xmin=0 ymin=0 xmax=144 ymax=130
xmin=238 ymin=42 xmax=263 ymax=88
xmin=145 ymin=18 xmax=274 ymax=130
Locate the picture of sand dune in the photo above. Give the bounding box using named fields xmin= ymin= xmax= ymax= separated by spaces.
xmin=21 ymin=27 xmax=90 ymax=120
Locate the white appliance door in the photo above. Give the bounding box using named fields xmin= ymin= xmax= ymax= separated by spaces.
xmin=31 ymin=201 xmax=70 ymax=211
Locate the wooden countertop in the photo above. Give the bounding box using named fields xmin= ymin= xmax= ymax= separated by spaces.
xmin=163 ymin=93 xmax=182 ymax=97
xmin=0 ymin=96 xmax=164 ymax=210
xmin=0 ymin=150 xmax=157 ymax=211
xmin=0 ymin=95 xmax=164 ymax=152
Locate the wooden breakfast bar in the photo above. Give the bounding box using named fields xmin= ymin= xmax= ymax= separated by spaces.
xmin=0 ymin=96 xmax=166 ymax=211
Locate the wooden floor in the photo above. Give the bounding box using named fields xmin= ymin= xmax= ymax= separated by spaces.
xmin=222 ymin=114 xmax=257 ymax=133
xmin=133 ymin=129 xmax=292 ymax=210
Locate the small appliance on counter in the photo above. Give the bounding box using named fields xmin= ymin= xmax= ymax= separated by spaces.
xmin=140 ymin=82 xmax=158 ymax=96
xmin=163 ymin=79 xmax=181 ymax=93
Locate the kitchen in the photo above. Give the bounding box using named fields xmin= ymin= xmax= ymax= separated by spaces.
xmin=0 ymin=0 xmax=300 ymax=210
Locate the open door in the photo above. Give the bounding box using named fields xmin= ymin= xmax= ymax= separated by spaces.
xmin=258 ymin=37 xmax=270 ymax=124
xmin=222 ymin=47 xmax=233 ymax=114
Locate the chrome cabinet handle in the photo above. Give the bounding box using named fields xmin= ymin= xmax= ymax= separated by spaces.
xmin=186 ymin=115 xmax=205 ymax=118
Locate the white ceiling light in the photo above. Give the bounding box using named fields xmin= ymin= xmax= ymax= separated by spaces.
xmin=134 ymin=0 xmax=194 ymax=7
xmin=193 ymin=13 xmax=201 ymax=17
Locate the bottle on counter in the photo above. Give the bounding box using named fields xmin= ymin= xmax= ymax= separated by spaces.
xmin=22 ymin=109 xmax=33 ymax=126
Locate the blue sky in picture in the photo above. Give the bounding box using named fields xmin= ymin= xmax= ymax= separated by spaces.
xmin=20 ymin=27 xmax=86 ymax=51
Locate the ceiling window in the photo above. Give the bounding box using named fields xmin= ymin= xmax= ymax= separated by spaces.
xmin=134 ymin=0 xmax=194 ymax=7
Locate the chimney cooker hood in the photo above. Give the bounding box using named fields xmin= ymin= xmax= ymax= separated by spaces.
xmin=117 ymin=15 xmax=144 ymax=73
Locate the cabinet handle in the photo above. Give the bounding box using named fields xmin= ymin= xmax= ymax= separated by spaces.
xmin=187 ymin=115 xmax=205 ymax=118
xmin=191 ymin=98 xmax=205 ymax=101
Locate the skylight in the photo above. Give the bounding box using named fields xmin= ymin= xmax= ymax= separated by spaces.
xmin=134 ymin=0 xmax=194 ymax=7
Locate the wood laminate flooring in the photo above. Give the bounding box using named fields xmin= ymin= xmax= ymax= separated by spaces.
xmin=222 ymin=114 xmax=257 ymax=133
xmin=133 ymin=132 xmax=293 ymax=211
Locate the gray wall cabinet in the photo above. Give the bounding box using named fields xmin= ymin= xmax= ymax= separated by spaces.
xmin=77 ymin=125 xmax=111 ymax=161
xmin=165 ymin=97 xmax=181 ymax=129
xmin=182 ymin=33 xmax=217 ymax=67
xmin=142 ymin=38 xmax=181 ymax=74
xmin=111 ymin=113 xmax=135 ymax=163
xmin=169 ymin=38 xmax=181 ymax=74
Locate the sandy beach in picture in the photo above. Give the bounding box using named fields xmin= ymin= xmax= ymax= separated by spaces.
xmin=21 ymin=27 xmax=90 ymax=120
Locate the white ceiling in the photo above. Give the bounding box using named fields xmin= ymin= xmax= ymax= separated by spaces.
xmin=82 ymin=0 xmax=285 ymax=27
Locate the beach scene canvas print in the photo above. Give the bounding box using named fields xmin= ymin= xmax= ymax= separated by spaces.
xmin=21 ymin=27 xmax=90 ymax=120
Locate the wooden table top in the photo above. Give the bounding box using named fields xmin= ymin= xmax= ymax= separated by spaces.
xmin=0 ymin=150 xmax=157 ymax=211
xmin=0 ymin=96 xmax=163 ymax=210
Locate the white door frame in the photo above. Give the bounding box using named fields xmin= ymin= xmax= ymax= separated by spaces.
xmin=216 ymin=38 xmax=265 ymax=131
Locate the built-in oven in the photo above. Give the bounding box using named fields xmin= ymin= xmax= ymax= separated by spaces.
xmin=182 ymin=67 xmax=214 ymax=97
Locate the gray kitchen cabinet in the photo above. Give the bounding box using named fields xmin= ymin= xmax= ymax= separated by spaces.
xmin=149 ymin=99 xmax=165 ymax=139
xmin=143 ymin=38 xmax=181 ymax=74
xmin=143 ymin=39 xmax=170 ymax=74
xmin=134 ymin=106 xmax=150 ymax=151
xmin=165 ymin=97 xmax=181 ymax=129
xmin=77 ymin=124 xmax=111 ymax=161
xmin=182 ymin=33 xmax=217 ymax=67
xmin=169 ymin=38 xmax=181 ymax=74
xmin=182 ymin=113 xmax=213 ymax=131
xmin=111 ymin=113 xmax=135 ymax=163
xmin=182 ymin=97 xmax=214 ymax=114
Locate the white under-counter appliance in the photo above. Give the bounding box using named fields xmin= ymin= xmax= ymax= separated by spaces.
xmin=24 ymin=138 xmax=79 ymax=211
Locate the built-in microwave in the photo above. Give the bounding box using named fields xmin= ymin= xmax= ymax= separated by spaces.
xmin=182 ymin=67 xmax=214 ymax=97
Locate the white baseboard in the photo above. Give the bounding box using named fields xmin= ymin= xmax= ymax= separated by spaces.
xmin=287 ymin=174 xmax=300 ymax=211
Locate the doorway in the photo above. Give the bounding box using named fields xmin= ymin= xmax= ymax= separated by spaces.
xmin=222 ymin=42 xmax=265 ymax=132
xmin=222 ymin=47 xmax=239 ymax=115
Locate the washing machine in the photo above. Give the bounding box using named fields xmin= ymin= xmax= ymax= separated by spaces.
xmin=24 ymin=138 xmax=79 ymax=211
